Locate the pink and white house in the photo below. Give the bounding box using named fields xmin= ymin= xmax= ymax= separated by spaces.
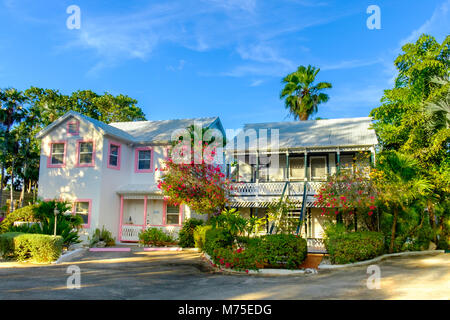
xmin=36 ymin=111 xmax=225 ymax=243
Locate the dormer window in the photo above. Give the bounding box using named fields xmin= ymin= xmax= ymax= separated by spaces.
xmin=67 ymin=120 xmax=79 ymax=135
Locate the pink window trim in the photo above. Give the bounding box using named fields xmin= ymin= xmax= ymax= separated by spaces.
xmin=67 ymin=120 xmax=80 ymax=136
xmin=47 ymin=141 xmax=67 ymax=168
xmin=162 ymin=200 xmax=183 ymax=226
xmin=107 ymin=141 xmax=122 ymax=170
xmin=134 ymin=147 xmax=153 ymax=173
xmin=72 ymin=199 xmax=92 ymax=229
xmin=76 ymin=139 xmax=96 ymax=167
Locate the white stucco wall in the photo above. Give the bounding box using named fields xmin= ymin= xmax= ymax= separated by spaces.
xmin=37 ymin=117 xmax=104 ymax=241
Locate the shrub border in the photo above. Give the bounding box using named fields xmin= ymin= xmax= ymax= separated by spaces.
xmin=318 ymin=250 xmax=445 ymax=269
xmin=202 ymin=252 xmax=310 ymax=275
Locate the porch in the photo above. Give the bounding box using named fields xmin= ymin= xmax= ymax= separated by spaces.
xmin=117 ymin=192 xmax=184 ymax=243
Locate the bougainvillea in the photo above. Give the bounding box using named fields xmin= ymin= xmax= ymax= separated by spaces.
xmin=157 ymin=139 xmax=232 ymax=215
xmin=313 ymin=161 xmax=379 ymax=230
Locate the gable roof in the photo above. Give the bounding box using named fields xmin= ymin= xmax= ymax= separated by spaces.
xmin=36 ymin=111 xmax=222 ymax=144
xmin=229 ymin=117 xmax=378 ymax=151
xmin=109 ymin=117 xmax=220 ymax=144
xmin=36 ymin=111 xmax=136 ymax=142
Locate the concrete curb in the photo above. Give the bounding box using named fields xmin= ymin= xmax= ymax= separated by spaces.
xmin=53 ymin=248 xmax=87 ymax=264
xmin=318 ymin=250 xmax=445 ymax=269
xmin=202 ymin=252 xmax=312 ymax=276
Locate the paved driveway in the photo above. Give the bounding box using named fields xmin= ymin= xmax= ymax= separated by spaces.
xmin=0 ymin=250 xmax=448 ymax=299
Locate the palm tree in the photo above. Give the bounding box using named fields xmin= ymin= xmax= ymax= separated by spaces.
xmin=424 ymin=77 xmax=450 ymax=130
xmin=376 ymin=151 xmax=431 ymax=253
xmin=280 ymin=65 xmax=332 ymax=120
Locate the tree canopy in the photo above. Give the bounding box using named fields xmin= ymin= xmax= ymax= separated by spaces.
xmin=0 ymin=87 xmax=146 ymax=214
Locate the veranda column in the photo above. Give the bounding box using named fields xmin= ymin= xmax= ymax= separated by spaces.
xmin=143 ymin=196 xmax=148 ymax=230
xmin=119 ymin=195 xmax=124 ymax=242
xmin=285 ymin=151 xmax=289 ymax=180
xmin=336 ymin=148 xmax=341 ymax=174
xmin=304 ymin=150 xmax=308 ymax=180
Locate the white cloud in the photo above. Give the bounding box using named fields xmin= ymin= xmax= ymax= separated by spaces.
xmin=250 ymin=79 xmax=264 ymax=87
xmin=321 ymin=58 xmax=383 ymax=71
xmin=400 ymin=0 xmax=450 ymax=46
xmin=61 ymin=0 xmax=347 ymax=76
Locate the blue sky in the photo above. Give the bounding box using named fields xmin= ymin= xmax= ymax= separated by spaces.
xmin=0 ymin=0 xmax=449 ymax=132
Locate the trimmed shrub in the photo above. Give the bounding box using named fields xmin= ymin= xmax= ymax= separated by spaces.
xmin=178 ymin=218 xmax=204 ymax=248
xmin=193 ymin=225 xmax=212 ymax=250
xmin=0 ymin=232 xmax=63 ymax=263
xmin=203 ymin=227 xmax=233 ymax=256
xmin=138 ymin=228 xmax=176 ymax=246
xmin=0 ymin=232 xmax=23 ymax=258
xmin=259 ymin=234 xmax=308 ymax=269
xmin=324 ymin=230 xmax=385 ymax=264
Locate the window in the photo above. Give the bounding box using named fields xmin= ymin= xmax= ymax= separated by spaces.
xmin=289 ymin=157 xmax=305 ymax=180
xmin=310 ymin=157 xmax=326 ymax=180
xmin=67 ymin=120 xmax=79 ymax=135
xmin=73 ymin=200 xmax=91 ymax=228
xmin=108 ymin=142 xmax=121 ymax=169
xmin=47 ymin=142 xmax=66 ymax=168
xmin=340 ymin=154 xmax=354 ymax=173
xmin=77 ymin=140 xmax=95 ymax=167
xmin=135 ymin=147 xmax=152 ymax=172
xmin=165 ymin=204 xmax=181 ymax=225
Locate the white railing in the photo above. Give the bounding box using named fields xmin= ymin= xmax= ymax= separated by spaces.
xmin=307 ymin=238 xmax=327 ymax=253
xmin=230 ymin=181 xmax=324 ymax=197
xmin=121 ymin=225 xmax=143 ymax=242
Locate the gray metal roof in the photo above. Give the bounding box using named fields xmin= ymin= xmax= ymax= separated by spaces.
xmin=36 ymin=110 xmax=136 ymax=142
xmin=37 ymin=111 xmax=220 ymax=144
xmin=109 ymin=117 xmax=219 ymax=143
xmin=229 ymin=117 xmax=378 ymax=151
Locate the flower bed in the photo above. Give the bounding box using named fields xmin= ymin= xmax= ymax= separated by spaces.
xmin=194 ymin=226 xmax=308 ymax=271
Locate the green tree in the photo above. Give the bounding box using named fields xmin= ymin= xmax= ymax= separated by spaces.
xmin=1 ymin=86 xmax=147 ymax=215
xmin=374 ymin=151 xmax=432 ymax=253
xmin=370 ymin=34 xmax=450 ymax=248
xmin=0 ymin=89 xmax=28 ymax=213
xmin=280 ymin=65 xmax=332 ymax=120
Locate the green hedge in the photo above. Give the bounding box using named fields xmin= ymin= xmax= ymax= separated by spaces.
xmin=193 ymin=225 xmax=212 ymax=250
xmin=259 ymin=234 xmax=307 ymax=269
xmin=203 ymin=227 xmax=233 ymax=256
xmin=0 ymin=232 xmax=63 ymax=263
xmin=324 ymin=231 xmax=385 ymax=264
xmin=178 ymin=218 xmax=204 ymax=248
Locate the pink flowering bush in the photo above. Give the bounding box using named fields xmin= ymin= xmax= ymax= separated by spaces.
xmin=157 ymin=140 xmax=232 ymax=215
xmin=313 ymin=163 xmax=379 ymax=231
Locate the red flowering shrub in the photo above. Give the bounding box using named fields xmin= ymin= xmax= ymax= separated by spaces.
xmin=313 ymin=162 xmax=379 ymax=230
xmin=157 ymin=140 xmax=232 ymax=215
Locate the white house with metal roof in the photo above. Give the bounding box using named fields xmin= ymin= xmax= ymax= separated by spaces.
xmin=226 ymin=117 xmax=378 ymax=250
xmin=36 ymin=111 xmax=224 ymax=243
